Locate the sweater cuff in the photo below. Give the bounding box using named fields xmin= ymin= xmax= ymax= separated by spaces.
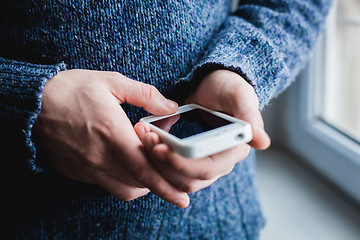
xmin=0 ymin=57 xmax=66 ymax=173
xmin=175 ymin=17 xmax=291 ymax=111
xmin=174 ymin=0 xmax=331 ymax=110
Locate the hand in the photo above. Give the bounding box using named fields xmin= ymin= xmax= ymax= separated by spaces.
xmin=134 ymin=70 xmax=270 ymax=194
xmin=32 ymin=69 xmax=190 ymax=208
xmin=185 ymin=70 xmax=271 ymax=150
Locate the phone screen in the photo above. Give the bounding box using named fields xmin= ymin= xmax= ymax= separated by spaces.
xmin=149 ymin=109 xmax=233 ymax=139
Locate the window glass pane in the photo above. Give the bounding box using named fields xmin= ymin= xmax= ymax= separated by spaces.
xmin=321 ymin=0 xmax=360 ymax=142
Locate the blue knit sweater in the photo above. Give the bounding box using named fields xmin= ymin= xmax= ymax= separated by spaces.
xmin=0 ymin=0 xmax=331 ymax=239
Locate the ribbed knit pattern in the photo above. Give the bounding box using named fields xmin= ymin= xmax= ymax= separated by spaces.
xmin=0 ymin=0 xmax=331 ymax=239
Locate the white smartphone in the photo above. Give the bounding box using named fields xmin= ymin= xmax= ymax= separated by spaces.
xmin=140 ymin=104 xmax=252 ymax=159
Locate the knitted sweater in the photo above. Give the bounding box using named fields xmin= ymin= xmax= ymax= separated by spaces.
xmin=0 ymin=0 xmax=331 ymax=239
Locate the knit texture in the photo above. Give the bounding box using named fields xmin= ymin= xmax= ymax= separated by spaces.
xmin=0 ymin=0 xmax=331 ymax=239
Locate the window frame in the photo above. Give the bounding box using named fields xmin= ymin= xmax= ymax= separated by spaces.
xmin=286 ymin=23 xmax=360 ymax=203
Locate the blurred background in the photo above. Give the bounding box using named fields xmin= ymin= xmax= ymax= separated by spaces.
xmin=257 ymin=0 xmax=360 ymax=239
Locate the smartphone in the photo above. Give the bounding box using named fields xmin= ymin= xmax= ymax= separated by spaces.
xmin=140 ymin=104 xmax=252 ymax=158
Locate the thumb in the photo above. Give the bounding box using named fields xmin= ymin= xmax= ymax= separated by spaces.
xmin=235 ymin=108 xmax=271 ymax=150
xmin=250 ymin=124 xmax=271 ymax=150
xmin=109 ymin=74 xmax=178 ymax=115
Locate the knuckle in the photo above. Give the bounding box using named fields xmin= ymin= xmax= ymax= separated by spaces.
xmin=93 ymin=118 xmax=117 ymax=144
xmin=179 ymin=182 xmax=198 ymax=193
xmin=141 ymin=83 xmax=158 ymax=101
xmin=108 ymin=71 xmax=122 ymax=80
xmin=101 ymin=71 xmax=122 ymax=85
xmin=167 ymin=157 xmax=188 ymax=174
xmin=228 ymin=85 xmax=241 ymax=104
xmin=82 ymin=152 xmax=105 ymax=169
xmin=78 ymin=123 xmax=113 ymax=170
xmin=198 ymin=170 xmax=217 ymax=181
xmin=131 ymin=165 xmax=148 ymax=183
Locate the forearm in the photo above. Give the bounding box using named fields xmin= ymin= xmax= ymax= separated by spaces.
xmin=176 ymin=0 xmax=332 ymax=109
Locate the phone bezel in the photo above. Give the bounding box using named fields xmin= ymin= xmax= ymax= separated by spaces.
xmin=140 ymin=104 xmax=252 ymax=158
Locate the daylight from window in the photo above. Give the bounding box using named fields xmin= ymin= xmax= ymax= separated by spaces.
xmin=321 ymin=0 xmax=360 ymax=142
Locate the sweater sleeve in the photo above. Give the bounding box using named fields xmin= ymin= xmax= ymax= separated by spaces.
xmin=176 ymin=0 xmax=332 ymax=110
xmin=0 ymin=57 xmax=66 ymax=173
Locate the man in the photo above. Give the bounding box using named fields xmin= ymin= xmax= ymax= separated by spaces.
xmin=0 ymin=0 xmax=331 ymax=238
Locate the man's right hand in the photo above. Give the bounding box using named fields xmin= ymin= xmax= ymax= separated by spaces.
xmin=32 ymin=69 xmax=190 ymax=208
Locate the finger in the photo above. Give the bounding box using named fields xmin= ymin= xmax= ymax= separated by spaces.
xmin=150 ymin=143 xmax=250 ymax=181
xmin=153 ymin=162 xmax=218 ymax=193
xmin=134 ymin=122 xmax=151 ymax=140
xmin=109 ymin=75 xmax=178 ymax=115
xmin=141 ymin=132 xmax=161 ymax=151
xmin=105 ymin=155 xmax=147 ymax=188
xmin=148 ymin=114 xmax=180 ymax=133
xmin=113 ymin=144 xmax=190 ymax=208
xmin=234 ymin=107 xmax=271 ymax=150
xmin=217 ymin=75 xmax=271 ymax=150
xmin=96 ymin=172 xmax=150 ymax=201
xmin=110 ymin=118 xmax=190 ymax=208
xmin=61 ymin=149 xmax=147 ymax=189
xmin=134 ymin=123 xmax=161 ymax=151
xmin=149 ymin=150 xmax=233 ymax=193
xmin=250 ymin=125 xmax=271 ymax=150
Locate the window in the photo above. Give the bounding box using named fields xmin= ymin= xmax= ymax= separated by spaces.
xmin=321 ymin=0 xmax=360 ymax=142
xmin=286 ymin=0 xmax=360 ymax=203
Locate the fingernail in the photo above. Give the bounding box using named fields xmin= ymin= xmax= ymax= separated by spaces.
xmin=164 ymin=99 xmax=178 ymax=110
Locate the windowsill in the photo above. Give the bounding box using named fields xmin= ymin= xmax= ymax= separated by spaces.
xmin=256 ymin=147 xmax=360 ymax=240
